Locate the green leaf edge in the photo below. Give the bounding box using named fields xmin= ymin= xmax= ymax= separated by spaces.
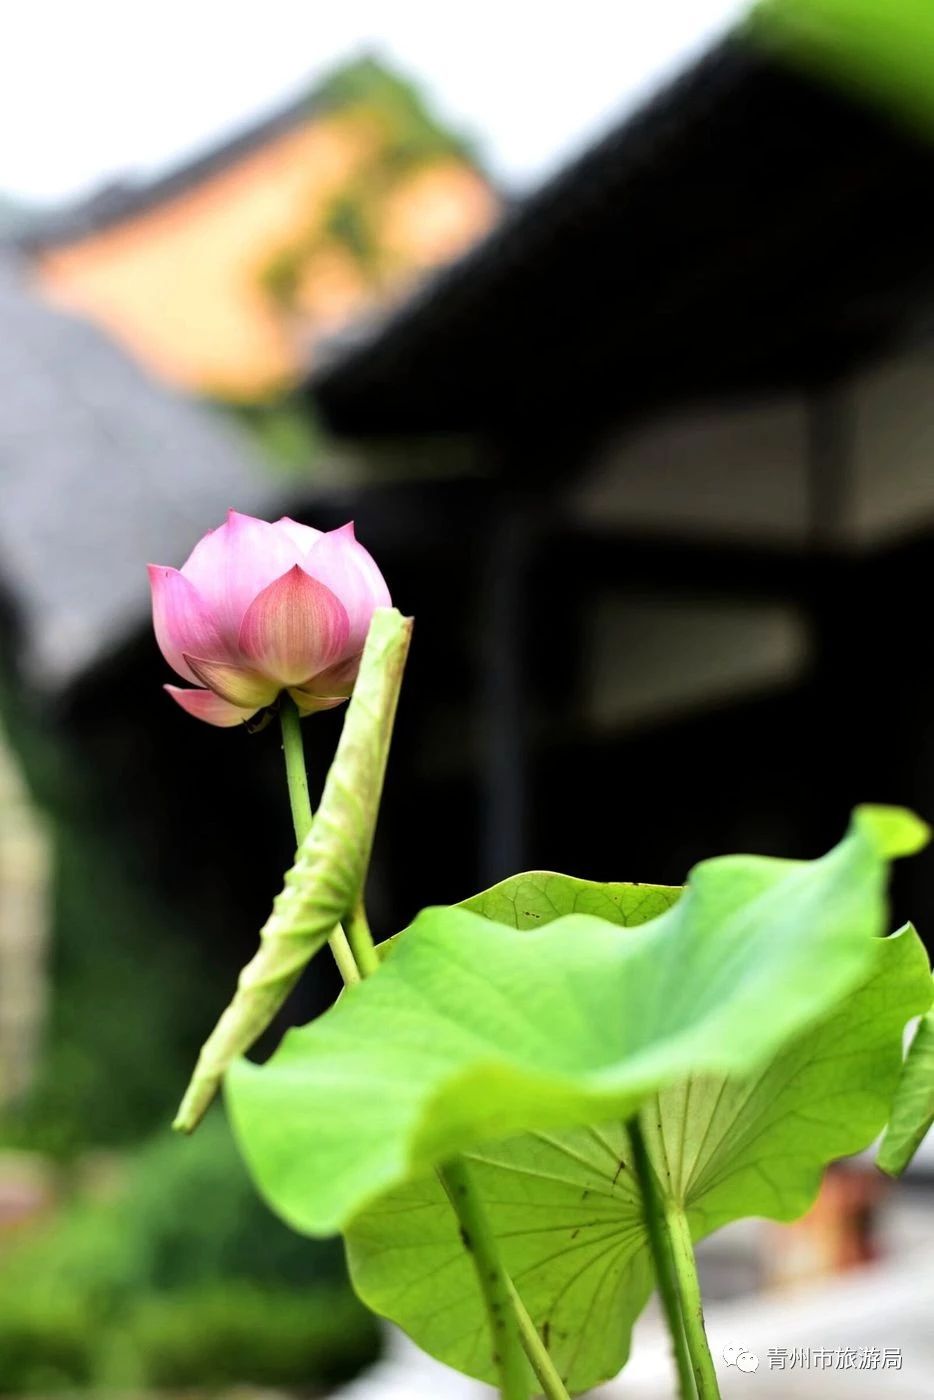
xmin=877 ymin=969 xmax=934 ymax=1176
xmin=345 ymin=921 xmax=932 ymax=1393
xmin=225 ymin=805 xmax=925 ymax=1236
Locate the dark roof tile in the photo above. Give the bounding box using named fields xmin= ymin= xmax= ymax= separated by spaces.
xmin=0 ymin=256 xmax=288 ymax=689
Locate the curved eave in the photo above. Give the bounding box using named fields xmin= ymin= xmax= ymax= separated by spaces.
xmin=309 ymin=36 xmax=934 ymax=441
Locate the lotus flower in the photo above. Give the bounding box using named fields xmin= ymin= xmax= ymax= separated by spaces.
xmin=149 ymin=511 xmax=391 ymax=727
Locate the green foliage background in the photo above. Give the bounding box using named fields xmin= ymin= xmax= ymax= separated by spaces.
xmin=0 ymin=1115 xmax=377 ymax=1393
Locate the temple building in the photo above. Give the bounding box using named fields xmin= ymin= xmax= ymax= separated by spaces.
xmin=18 ymin=59 xmax=496 ymax=400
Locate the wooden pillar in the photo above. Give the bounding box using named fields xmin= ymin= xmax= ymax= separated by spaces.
xmin=803 ymin=382 xmax=860 ymax=847
xmin=479 ymin=486 xmax=535 ymax=885
xmin=475 ymin=425 xmax=600 ymax=885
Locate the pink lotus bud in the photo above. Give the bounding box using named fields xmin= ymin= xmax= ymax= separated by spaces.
xmin=148 ymin=511 xmax=390 ymax=727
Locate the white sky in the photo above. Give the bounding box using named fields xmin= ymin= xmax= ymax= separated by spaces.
xmin=0 ymin=1 xmax=748 ymax=206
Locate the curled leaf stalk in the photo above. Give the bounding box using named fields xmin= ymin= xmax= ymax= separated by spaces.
xmin=173 ymin=607 xmax=412 ymax=1133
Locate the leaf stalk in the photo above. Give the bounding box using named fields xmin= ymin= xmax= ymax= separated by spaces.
xmin=439 ymin=1156 xmax=531 ymax=1400
xmin=664 ymin=1199 xmax=722 ymax=1399
xmin=505 ymin=1276 xmax=572 ymax=1400
xmin=628 ymin=1115 xmax=697 ymax=1397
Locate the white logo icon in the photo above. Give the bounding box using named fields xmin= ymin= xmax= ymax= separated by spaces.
xmin=723 ymin=1344 xmax=760 ymax=1373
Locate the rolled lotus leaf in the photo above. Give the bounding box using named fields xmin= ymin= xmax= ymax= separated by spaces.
xmin=173 ymin=606 xmax=412 ymax=1132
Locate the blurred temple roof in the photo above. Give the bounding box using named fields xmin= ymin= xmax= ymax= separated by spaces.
xmin=13 ymin=58 xmax=497 ymax=401
xmin=14 ymin=91 xmax=331 ymax=250
xmin=0 ymin=256 xmax=280 ymax=690
xmin=310 ymin=26 xmax=934 ymax=443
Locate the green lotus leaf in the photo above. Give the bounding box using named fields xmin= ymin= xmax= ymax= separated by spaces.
xmin=750 ymin=1 xmax=934 ymax=141
xmin=226 ymin=806 xmax=923 ymax=1241
xmin=458 ymin=870 xmax=682 ymax=929
xmin=374 ymin=871 xmax=682 ymax=964
xmin=347 ymin=924 xmax=931 ymax=1394
xmin=878 ymin=974 xmax=934 ymax=1176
